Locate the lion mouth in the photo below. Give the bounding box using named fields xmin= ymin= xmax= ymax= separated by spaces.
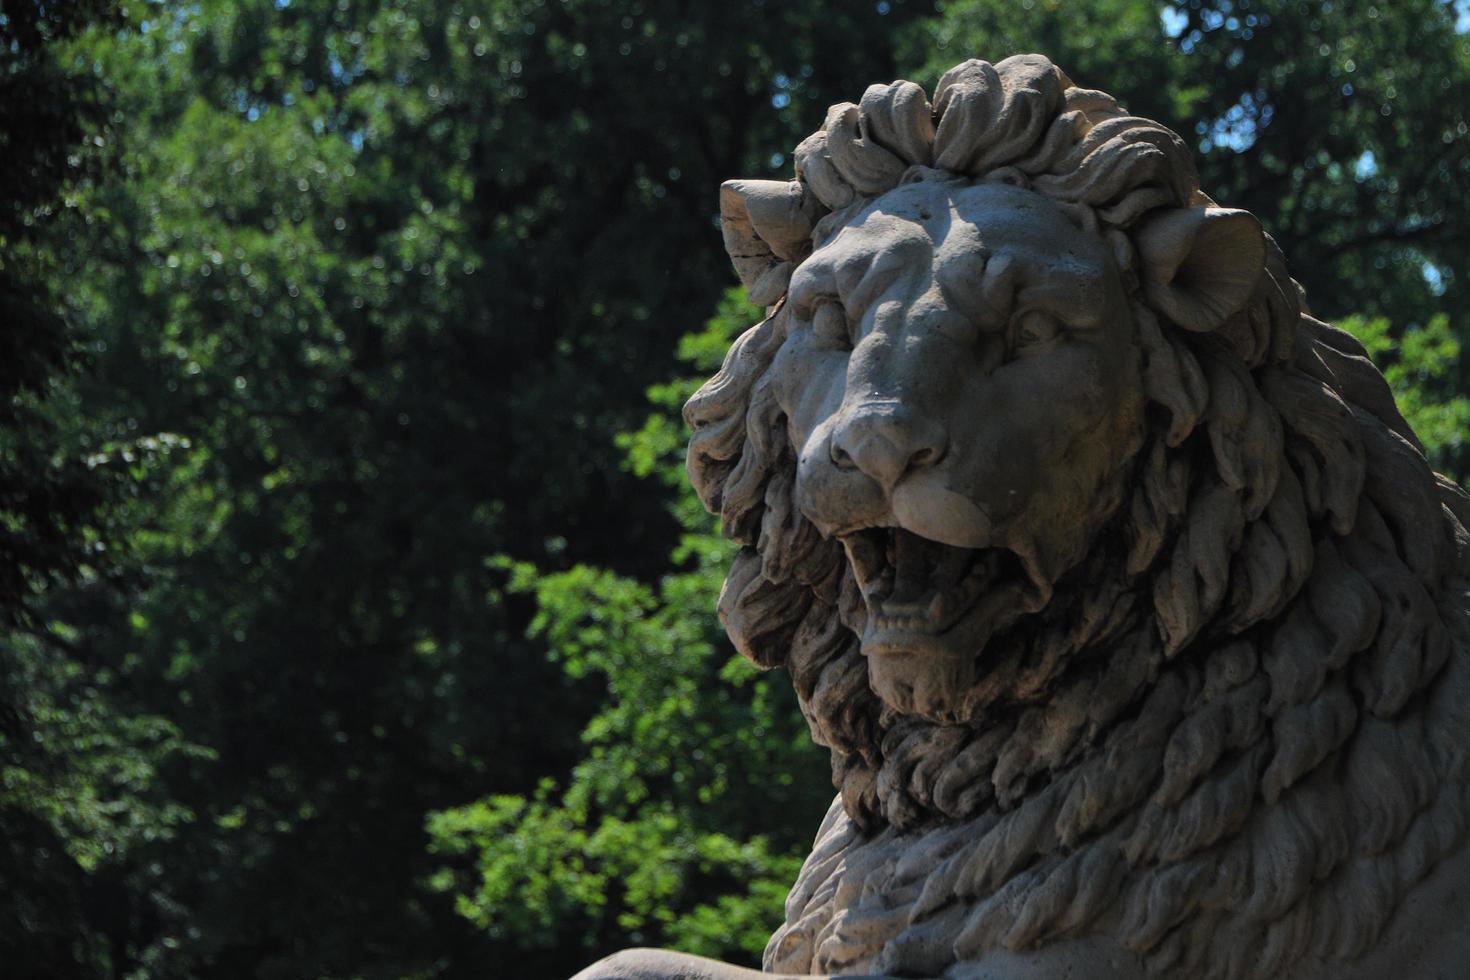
xmin=841 ymin=527 xmax=1024 ymax=654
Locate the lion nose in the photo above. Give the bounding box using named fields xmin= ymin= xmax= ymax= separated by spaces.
xmin=830 ymin=406 xmax=947 ymax=490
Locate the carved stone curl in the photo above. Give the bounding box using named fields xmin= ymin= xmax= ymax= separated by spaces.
xmin=574 ymin=54 xmax=1470 ymax=980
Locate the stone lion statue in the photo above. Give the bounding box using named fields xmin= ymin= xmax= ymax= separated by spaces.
xmin=573 ymin=55 xmax=1470 ymax=980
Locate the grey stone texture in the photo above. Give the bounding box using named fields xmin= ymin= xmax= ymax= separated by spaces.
xmin=573 ymin=54 xmax=1470 ymax=979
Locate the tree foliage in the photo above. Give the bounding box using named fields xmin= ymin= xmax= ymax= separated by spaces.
xmin=5 ymin=1 xmax=922 ymax=976
xmin=1340 ymin=313 xmax=1470 ymax=473
xmin=426 ymin=292 xmax=830 ymax=970
xmin=2 ymin=2 xmax=1466 ymax=979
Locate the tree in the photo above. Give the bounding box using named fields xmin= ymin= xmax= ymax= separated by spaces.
xmin=426 ymin=291 xmax=832 ymax=974
xmin=14 ymin=2 xmax=929 ymax=976
xmin=0 ymin=0 xmax=126 ymax=617
xmin=1340 ymin=313 xmax=1469 ymax=480
xmin=0 ymin=3 xmax=211 ymax=978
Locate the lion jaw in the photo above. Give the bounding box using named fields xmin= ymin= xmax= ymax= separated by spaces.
xmin=840 ymin=527 xmax=1049 ymax=722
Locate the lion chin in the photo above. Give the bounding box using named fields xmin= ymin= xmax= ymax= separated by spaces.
xmin=619 ymin=53 xmax=1470 ymax=980
xmin=840 ymin=527 xmax=1043 ymax=723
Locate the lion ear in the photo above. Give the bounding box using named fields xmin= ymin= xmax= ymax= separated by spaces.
xmin=720 ymin=179 xmax=824 ymax=306
xmin=1134 ymin=207 xmax=1265 ymax=331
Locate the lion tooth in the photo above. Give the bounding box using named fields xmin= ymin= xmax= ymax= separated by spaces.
xmin=932 ymin=545 xmax=970 ymax=588
xmin=843 ymin=533 xmax=883 ymax=592
xmin=875 ymin=568 xmax=895 ymax=601
xmin=891 ymin=531 xmax=930 ymax=603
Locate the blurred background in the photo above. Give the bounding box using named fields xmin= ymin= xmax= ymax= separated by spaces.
xmin=2 ymin=1 xmax=1468 ymax=977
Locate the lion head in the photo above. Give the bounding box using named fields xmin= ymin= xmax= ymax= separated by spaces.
xmin=685 ymin=54 xmax=1469 ymax=849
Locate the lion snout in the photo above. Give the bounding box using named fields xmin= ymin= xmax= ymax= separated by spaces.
xmin=829 ymin=401 xmax=949 ymax=493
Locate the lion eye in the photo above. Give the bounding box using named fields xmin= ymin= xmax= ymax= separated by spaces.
xmin=811 ymin=299 xmax=852 ymax=351
xmin=1011 ymin=310 xmax=1060 ymax=353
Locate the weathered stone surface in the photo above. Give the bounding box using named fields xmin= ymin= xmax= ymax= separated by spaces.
xmin=574 ymin=54 xmax=1470 ymax=979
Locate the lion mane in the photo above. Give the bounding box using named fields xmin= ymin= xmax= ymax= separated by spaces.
xmin=683 ymin=56 xmax=1470 ymax=979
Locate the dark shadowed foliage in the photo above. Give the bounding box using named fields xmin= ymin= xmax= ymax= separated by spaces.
xmin=1 ymin=2 xmax=1465 ymax=978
